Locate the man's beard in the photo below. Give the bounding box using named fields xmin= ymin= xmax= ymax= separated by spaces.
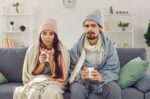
xmin=86 ymin=32 xmax=98 ymax=40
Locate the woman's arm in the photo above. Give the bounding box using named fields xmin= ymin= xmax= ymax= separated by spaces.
xmin=50 ymin=55 xmax=67 ymax=83
xmin=32 ymin=62 xmax=45 ymax=75
xmin=47 ymin=45 xmax=68 ymax=84
xmin=33 ymin=53 xmax=46 ymax=75
xmin=48 ymin=54 xmax=55 ymax=74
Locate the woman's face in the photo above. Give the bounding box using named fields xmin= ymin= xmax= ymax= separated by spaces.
xmin=40 ymin=30 xmax=55 ymax=48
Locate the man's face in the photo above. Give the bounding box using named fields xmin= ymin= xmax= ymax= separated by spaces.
xmin=83 ymin=20 xmax=100 ymax=40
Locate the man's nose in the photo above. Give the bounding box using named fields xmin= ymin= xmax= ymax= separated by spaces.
xmin=87 ymin=26 xmax=93 ymax=31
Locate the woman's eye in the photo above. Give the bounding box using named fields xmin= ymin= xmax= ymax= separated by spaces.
xmin=42 ymin=32 xmax=46 ymax=35
xmin=49 ymin=32 xmax=54 ymax=35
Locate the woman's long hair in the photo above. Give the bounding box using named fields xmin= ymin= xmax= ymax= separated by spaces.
xmin=39 ymin=33 xmax=62 ymax=78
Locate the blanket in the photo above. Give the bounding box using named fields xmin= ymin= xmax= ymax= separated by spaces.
xmin=13 ymin=42 xmax=70 ymax=99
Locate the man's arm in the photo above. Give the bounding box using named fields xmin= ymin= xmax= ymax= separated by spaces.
xmin=100 ymin=40 xmax=120 ymax=84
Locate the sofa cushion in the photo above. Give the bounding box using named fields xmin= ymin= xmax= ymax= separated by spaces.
xmin=145 ymin=91 xmax=150 ymax=99
xmin=0 ymin=72 xmax=8 ymax=84
xmin=0 ymin=48 xmax=28 ymax=82
xmin=118 ymin=57 xmax=149 ymax=88
xmin=122 ymin=88 xmax=144 ymax=99
xmin=0 ymin=83 xmax=22 ymax=99
xmin=134 ymin=73 xmax=150 ymax=92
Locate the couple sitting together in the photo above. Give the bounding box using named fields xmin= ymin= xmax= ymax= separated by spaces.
xmin=13 ymin=9 xmax=121 ymax=99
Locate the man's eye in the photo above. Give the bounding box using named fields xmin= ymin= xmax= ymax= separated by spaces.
xmin=84 ymin=25 xmax=89 ymax=28
xmin=84 ymin=24 xmax=97 ymax=28
xmin=91 ymin=24 xmax=96 ymax=27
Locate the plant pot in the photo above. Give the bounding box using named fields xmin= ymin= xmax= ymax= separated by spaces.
xmin=122 ymin=27 xmax=126 ymax=31
xmin=19 ymin=25 xmax=26 ymax=31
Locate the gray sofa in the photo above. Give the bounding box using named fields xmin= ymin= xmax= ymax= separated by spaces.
xmin=0 ymin=48 xmax=150 ymax=99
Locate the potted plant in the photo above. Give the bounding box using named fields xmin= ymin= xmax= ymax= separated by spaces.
xmin=118 ymin=21 xmax=130 ymax=31
xmin=10 ymin=21 xmax=14 ymax=31
xmin=13 ymin=1 xmax=20 ymax=13
xmin=19 ymin=25 xmax=26 ymax=31
xmin=144 ymin=20 xmax=150 ymax=46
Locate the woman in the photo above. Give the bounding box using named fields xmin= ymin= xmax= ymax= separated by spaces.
xmin=13 ymin=18 xmax=70 ymax=99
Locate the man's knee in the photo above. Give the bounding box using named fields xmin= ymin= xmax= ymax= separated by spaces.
xmin=103 ymin=81 xmax=121 ymax=94
xmin=70 ymin=82 xmax=88 ymax=99
xmin=70 ymin=82 xmax=86 ymax=93
xmin=89 ymin=93 xmax=104 ymax=99
xmin=70 ymin=82 xmax=85 ymax=92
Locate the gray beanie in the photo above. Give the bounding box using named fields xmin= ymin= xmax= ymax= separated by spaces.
xmin=84 ymin=9 xmax=103 ymax=28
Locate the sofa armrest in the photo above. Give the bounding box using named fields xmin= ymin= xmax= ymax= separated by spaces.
xmin=134 ymin=73 xmax=150 ymax=92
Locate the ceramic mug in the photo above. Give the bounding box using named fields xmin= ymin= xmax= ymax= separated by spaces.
xmin=87 ymin=67 xmax=94 ymax=78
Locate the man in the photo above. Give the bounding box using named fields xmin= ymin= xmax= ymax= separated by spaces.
xmin=69 ymin=9 xmax=121 ymax=99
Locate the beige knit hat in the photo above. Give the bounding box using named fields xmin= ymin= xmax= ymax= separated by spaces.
xmin=39 ymin=18 xmax=57 ymax=34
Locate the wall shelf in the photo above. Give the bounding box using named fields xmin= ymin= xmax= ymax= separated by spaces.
xmin=105 ymin=14 xmax=132 ymax=16
xmin=0 ymin=7 xmax=34 ymax=48
xmin=104 ymin=12 xmax=134 ymax=48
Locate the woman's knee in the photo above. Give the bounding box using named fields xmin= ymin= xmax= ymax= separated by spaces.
xmin=43 ymin=85 xmax=64 ymax=96
xmin=28 ymin=89 xmax=40 ymax=99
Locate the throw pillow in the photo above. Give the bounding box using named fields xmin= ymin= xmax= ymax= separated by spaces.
xmin=0 ymin=72 xmax=8 ymax=84
xmin=118 ymin=57 xmax=149 ymax=88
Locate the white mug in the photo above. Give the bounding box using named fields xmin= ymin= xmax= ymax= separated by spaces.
xmin=88 ymin=67 xmax=94 ymax=78
xmin=45 ymin=53 xmax=49 ymax=61
xmin=41 ymin=51 xmax=49 ymax=62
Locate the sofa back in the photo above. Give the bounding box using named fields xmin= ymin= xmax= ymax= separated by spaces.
xmin=0 ymin=48 xmax=28 ymax=83
xmin=0 ymin=47 xmax=147 ymax=83
xmin=117 ymin=48 xmax=147 ymax=67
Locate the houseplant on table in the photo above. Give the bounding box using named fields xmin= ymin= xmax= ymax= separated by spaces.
xmin=118 ymin=21 xmax=130 ymax=31
xmin=13 ymin=1 xmax=20 ymax=13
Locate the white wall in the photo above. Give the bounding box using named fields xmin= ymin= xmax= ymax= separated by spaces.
xmin=0 ymin=0 xmax=150 ymax=71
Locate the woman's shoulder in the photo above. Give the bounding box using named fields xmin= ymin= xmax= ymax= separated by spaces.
xmin=58 ymin=42 xmax=68 ymax=51
xmin=26 ymin=42 xmax=39 ymax=54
